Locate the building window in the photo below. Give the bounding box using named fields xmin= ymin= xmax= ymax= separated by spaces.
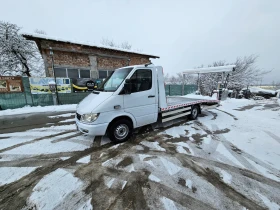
xmin=54 ymin=68 xmax=90 ymax=78
xmin=98 ymin=70 xmax=108 ymax=79
xmin=54 ymin=68 xmax=67 ymax=77
xmin=67 ymin=69 xmax=79 ymax=78
xmin=80 ymin=69 xmax=90 ymax=78
xmin=98 ymin=70 xmax=114 ymax=79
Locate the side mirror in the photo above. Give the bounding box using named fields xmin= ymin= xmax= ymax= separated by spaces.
xmin=124 ymin=83 xmax=132 ymax=94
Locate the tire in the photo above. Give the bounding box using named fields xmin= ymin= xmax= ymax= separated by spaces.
xmin=189 ymin=105 xmax=199 ymax=120
xmin=108 ymin=119 xmax=133 ymax=143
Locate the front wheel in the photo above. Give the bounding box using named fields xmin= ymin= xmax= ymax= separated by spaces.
xmin=189 ymin=105 xmax=199 ymax=120
xmin=107 ymin=119 xmax=132 ymax=143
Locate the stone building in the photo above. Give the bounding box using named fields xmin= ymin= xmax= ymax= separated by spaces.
xmin=23 ymin=33 xmax=159 ymax=79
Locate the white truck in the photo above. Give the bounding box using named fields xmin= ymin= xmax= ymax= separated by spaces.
xmin=75 ymin=64 xmax=234 ymax=143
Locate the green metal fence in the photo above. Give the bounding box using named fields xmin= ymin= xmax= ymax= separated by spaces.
xmin=0 ymin=78 xmax=197 ymax=110
xmin=165 ymin=85 xmax=197 ymax=96
xmin=0 ymin=77 xmax=91 ymax=110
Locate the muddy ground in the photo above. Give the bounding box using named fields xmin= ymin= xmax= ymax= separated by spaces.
xmin=0 ymin=100 xmax=280 ymax=210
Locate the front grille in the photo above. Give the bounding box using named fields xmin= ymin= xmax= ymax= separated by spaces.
xmin=76 ymin=113 xmax=81 ymax=120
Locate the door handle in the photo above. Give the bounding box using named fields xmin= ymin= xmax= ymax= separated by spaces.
xmin=148 ymin=95 xmax=155 ymax=98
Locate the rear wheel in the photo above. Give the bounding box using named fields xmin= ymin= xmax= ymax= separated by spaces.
xmin=189 ymin=105 xmax=199 ymax=120
xmin=108 ymin=119 xmax=132 ymax=143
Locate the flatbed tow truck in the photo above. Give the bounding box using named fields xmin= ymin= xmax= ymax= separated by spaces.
xmin=76 ymin=64 xmax=235 ymax=142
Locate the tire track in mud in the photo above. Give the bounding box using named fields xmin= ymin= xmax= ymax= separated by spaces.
xmin=51 ymin=133 xmax=81 ymax=143
xmin=211 ymin=124 xmax=259 ymax=172
xmin=195 ymin=121 xmax=280 ymax=176
xmin=147 ymin=136 xmax=266 ymax=209
xmin=149 ymin=181 xmax=216 ymax=210
xmin=74 ymin=127 xmax=216 ymax=210
xmin=0 ymin=151 xmax=79 ymax=162
xmin=208 ymin=111 xmax=218 ymax=120
xmin=177 ymin=157 xmax=266 ymax=210
xmin=0 ymin=128 xmax=163 ymax=210
xmin=0 ymin=121 xmax=75 ymax=134
xmin=191 ymin=121 xmax=280 ymax=182
xmin=215 ymin=108 xmax=238 ymax=120
xmin=0 ymin=130 xmax=76 ymax=153
xmin=0 ymin=138 xmax=115 ymax=210
xmin=0 ymin=159 xmax=59 ymax=167
xmin=141 ymin=138 xmax=273 ymax=209
xmin=77 ymin=156 xmax=217 ymax=210
xmin=132 ymin=149 xmax=280 ymax=190
xmin=264 ymin=130 xmax=280 ymax=144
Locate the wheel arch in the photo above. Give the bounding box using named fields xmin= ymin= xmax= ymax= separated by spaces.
xmin=107 ymin=114 xmax=135 ymax=131
xmin=192 ymin=104 xmax=201 ymax=114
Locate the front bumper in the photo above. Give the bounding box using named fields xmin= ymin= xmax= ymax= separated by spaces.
xmin=76 ymin=119 xmax=108 ymax=136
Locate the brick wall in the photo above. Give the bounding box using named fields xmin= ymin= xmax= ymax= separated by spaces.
xmin=37 ymin=40 xmax=152 ymax=77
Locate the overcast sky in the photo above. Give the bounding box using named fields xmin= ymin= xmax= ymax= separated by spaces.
xmin=1 ymin=0 xmax=279 ymax=84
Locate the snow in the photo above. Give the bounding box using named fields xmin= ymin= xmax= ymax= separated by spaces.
xmin=174 ymin=142 xmax=194 ymax=155
xmin=183 ymin=93 xmax=218 ymax=100
xmin=26 ymin=169 xmax=84 ymax=210
xmin=0 ymin=167 xmax=36 ymax=186
xmin=185 ymin=179 xmax=193 ymax=189
xmin=77 ymin=155 xmax=91 ymax=164
xmin=160 ymin=157 xmax=181 ymax=175
xmin=77 ymin=198 xmax=92 ymax=210
xmin=104 ymin=177 xmax=115 ymax=188
xmin=139 ymin=154 xmax=152 ymax=161
xmin=160 ymin=197 xmax=178 ymax=210
xmin=245 ymin=158 xmax=280 ymax=182
xmin=140 ymin=141 xmax=166 ymax=151
xmin=59 ymin=118 xmax=75 ymax=123
xmin=183 ymin=65 xmax=235 ymax=74
xmin=149 ymin=174 xmax=161 ymax=182
xmin=219 ymin=170 xmax=232 ymax=184
xmin=2 ymin=131 xmax=88 ymax=155
xmin=244 ymin=87 xmax=276 ymax=94
xmin=176 ymin=146 xmax=188 ymax=154
xmin=60 ymin=157 xmax=70 ymax=160
xmin=256 ymin=192 xmax=280 ymax=210
xmin=0 ymin=104 xmax=77 ymax=116
xmin=22 ymin=32 xmax=159 ymax=58
xmin=216 ymin=143 xmax=245 ymax=168
xmin=48 ymin=113 xmax=75 ymax=118
xmin=163 ymin=126 xmax=187 ymax=138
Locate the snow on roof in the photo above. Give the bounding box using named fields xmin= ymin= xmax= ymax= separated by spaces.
xmin=22 ymin=32 xmax=160 ymax=58
xmin=183 ymin=65 xmax=236 ymax=74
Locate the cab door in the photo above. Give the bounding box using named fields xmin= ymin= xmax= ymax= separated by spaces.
xmin=123 ymin=68 xmax=157 ymax=127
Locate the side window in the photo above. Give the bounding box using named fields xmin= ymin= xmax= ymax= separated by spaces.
xmin=130 ymin=69 xmax=152 ymax=93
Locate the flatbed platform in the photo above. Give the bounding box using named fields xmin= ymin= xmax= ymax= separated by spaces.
xmin=161 ymin=96 xmax=219 ymax=111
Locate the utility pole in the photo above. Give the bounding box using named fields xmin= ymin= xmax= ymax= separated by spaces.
xmin=50 ymin=47 xmax=59 ymax=105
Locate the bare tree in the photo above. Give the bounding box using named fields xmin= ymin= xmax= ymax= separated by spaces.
xmin=101 ymin=38 xmax=116 ymax=48
xmin=198 ymin=55 xmax=270 ymax=94
xmin=0 ymin=21 xmax=44 ymax=76
xmin=169 ymin=76 xmax=178 ymax=84
xmin=271 ymin=81 xmax=280 ymax=90
xmin=164 ymin=73 xmax=170 ymax=83
xmin=34 ymin=29 xmax=47 ymax=35
xmin=101 ymin=38 xmax=133 ymax=50
xmin=120 ymin=41 xmax=132 ymax=50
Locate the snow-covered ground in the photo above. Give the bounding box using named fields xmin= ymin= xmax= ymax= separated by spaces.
xmin=0 ymin=99 xmax=279 ymax=209
xmin=0 ymin=104 xmax=77 ymax=117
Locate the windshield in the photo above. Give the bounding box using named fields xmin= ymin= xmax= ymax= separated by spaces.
xmin=97 ymin=67 xmax=133 ymax=92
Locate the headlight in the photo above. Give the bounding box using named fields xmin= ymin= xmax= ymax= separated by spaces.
xmin=81 ymin=113 xmax=99 ymax=123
